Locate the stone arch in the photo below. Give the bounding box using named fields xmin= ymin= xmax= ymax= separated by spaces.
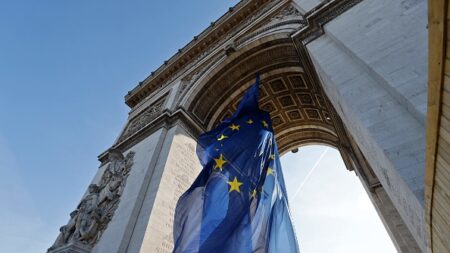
xmin=47 ymin=1 xmax=430 ymax=253
xmin=178 ymin=18 xmax=422 ymax=253
xmin=181 ymin=34 xmax=339 ymax=155
xmin=179 ymin=6 xmax=306 ymax=111
xmin=180 ymin=35 xmax=298 ymax=109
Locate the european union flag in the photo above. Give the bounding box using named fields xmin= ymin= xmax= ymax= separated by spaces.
xmin=173 ymin=75 xmax=300 ymax=253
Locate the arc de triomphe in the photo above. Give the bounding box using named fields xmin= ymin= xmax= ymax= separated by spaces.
xmin=47 ymin=0 xmax=450 ymax=253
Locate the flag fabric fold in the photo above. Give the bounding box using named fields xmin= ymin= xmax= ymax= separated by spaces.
xmin=173 ymin=75 xmax=300 ymax=253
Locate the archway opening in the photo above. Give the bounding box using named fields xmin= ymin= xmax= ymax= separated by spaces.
xmin=281 ymin=145 xmax=397 ymax=252
xmin=183 ymin=32 xmax=417 ymax=251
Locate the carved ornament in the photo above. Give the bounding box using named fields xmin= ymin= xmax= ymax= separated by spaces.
xmin=48 ymin=150 xmax=135 ymax=252
xmin=117 ymin=96 xmax=166 ymax=143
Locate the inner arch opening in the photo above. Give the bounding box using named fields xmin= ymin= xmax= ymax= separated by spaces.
xmin=281 ymin=145 xmax=397 ymax=253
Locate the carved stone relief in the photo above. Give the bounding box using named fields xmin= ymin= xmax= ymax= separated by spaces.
xmin=235 ymin=4 xmax=306 ymax=48
xmin=271 ymin=4 xmax=302 ymax=21
xmin=118 ymin=96 xmax=166 ymax=143
xmin=48 ymin=150 xmax=135 ymax=253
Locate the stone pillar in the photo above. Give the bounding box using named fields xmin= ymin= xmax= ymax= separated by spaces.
xmin=49 ymin=120 xmax=202 ymax=253
xmin=124 ymin=123 xmax=202 ymax=253
xmin=301 ymin=0 xmax=428 ymax=250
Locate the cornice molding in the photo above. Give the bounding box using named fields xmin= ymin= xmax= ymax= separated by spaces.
xmin=292 ymin=0 xmax=363 ymax=45
xmin=98 ymin=108 xmax=205 ymax=164
xmin=124 ymin=0 xmax=275 ymax=108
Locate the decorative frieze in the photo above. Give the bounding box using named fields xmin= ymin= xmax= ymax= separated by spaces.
xmin=235 ymin=4 xmax=306 ymax=48
xmin=271 ymin=4 xmax=302 ymax=21
xmin=117 ymin=96 xmax=167 ymax=143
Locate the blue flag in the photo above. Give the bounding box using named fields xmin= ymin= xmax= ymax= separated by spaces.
xmin=173 ymin=75 xmax=300 ymax=253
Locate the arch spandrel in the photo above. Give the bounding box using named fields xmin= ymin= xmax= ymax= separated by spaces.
xmin=178 ymin=24 xmax=302 ymax=108
xmin=181 ymin=37 xmax=299 ymax=110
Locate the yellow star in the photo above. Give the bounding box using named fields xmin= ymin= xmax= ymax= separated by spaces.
xmin=266 ymin=167 xmax=275 ymax=176
xmin=261 ymin=120 xmax=269 ymax=128
xmin=246 ymin=119 xmax=253 ymax=124
xmin=250 ymin=189 xmax=258 ymax=199
xmin=217 ymin=134 xmax=228 ymax=141
xmin=270 ymin=154 xmax=275 ymax=160
xmin=229 ymin=124 xmax=240 ymax=131
xmin=228 ymin=176 xmax=243 ymax=193
xmin=214 ymin=154 xmax=227 ymax=171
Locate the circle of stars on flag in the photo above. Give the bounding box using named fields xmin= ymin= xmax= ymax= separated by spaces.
xmin=211 ymin=118 xmax=275 ymax=198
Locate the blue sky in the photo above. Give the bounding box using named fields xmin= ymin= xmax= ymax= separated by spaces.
xmin=0 ymin=1 xmax=395 ymax=252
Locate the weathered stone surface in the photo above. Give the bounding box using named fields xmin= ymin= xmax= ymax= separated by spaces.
xmin=305 ymin=0 xmax=427 ymax=250
xmin=129 ymin=126 xmax=202 ymax=253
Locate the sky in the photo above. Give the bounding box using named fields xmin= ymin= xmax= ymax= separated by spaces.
xmin=283 ymin=146 xmax=397 ymax=252
xmin=0 ymin=1 xmax=396 ymax=252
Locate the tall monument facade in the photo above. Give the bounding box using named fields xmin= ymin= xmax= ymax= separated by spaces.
xmin=48 ymin=0 xmax=447 ymax=252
